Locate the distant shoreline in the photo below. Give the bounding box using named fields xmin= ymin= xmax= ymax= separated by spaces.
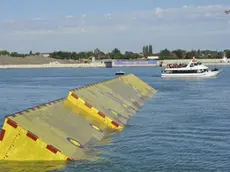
xmin=0 ymin=63 xmax=106 ymax=69
xmin=0 ymin=59 xmax=229 ymax=69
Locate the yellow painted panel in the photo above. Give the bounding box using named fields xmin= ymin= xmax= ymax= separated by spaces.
xmin=66 ymin=93 xmax=123 ymax=132
xmin=0 ymin=118 xmax=67 ymax=161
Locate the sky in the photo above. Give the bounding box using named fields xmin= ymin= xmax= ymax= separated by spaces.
xmin=0 ymin=0 xmax=230 ymax=53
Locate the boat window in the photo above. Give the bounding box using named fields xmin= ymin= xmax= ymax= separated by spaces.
xmin=171 ymin=70 xmax=198 ymax=74
xmin=190 ymin=63 xmax=194 ymax=67
xmin=164 ymin=70 xmax=172 ymax=74
xmin=166 ymin=63 xmax=187 ymax=68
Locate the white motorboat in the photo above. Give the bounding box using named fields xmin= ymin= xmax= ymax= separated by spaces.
xmin=115 ymin=70 xmax=125 ymax=75
xmin=161 ymin=57 xmax=221 ymax=78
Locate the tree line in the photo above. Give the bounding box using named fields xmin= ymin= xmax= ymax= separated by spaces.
xmin=0 ymin=50 xmax=39 ymax=57
xmin=0 ymin=47 xmax=230 ymax=60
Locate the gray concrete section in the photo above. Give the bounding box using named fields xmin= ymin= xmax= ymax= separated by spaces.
xmin=104 ymin=80 xmax=145 ymax=107
xmin=75 ymin=86 xmax=131 ymax=126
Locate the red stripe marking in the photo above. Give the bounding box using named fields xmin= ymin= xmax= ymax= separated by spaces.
xmin=111 ymin=121 xmax=119 ymax=128
xmin=85 ymin=102 xmax=92 ymax=108
xmin=0 ymin=129 xmax=5 ymax=141
xmin=71 ymin=93 xmax=79 ymax=99
xmin=98 ymin=111 xmax=105 ymax=118
xmin=7 ymin=119 xmax=18 ymax=128
xmin=66 ymin=157 xmax=72 ymax=161
xmin=46 ymin=145 xmax=60 ymax=154
xmin=26 ymin=131 xmax=38 ymax=141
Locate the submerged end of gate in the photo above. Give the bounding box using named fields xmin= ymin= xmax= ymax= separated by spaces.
xmin=0 ymin=74 xmax=157 ymax=161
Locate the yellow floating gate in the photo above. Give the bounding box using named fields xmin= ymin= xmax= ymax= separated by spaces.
xmin=0 ymin=74 xmax=157 ymax=161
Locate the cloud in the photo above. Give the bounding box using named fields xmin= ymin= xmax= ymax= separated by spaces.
xmin=31 ymin=17 xmax=42 ymax=21
xmin=1 ymin=4 xmax=230 ymax=53
xmin=155 ymin=8 xmax=163 ymax=18
xmin=152 ymin=5 xmax=228 ymax=20
xmin=65 ymin=15 xmax=74 ymax=19
xmin=104 ymin=13 xmax=112 ymax=20
xmin=81 ymin=14 xmax=87 ymax=18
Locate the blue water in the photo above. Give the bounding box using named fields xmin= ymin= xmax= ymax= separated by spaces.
xmin=0 ymin=66 xmax=230 ymax=172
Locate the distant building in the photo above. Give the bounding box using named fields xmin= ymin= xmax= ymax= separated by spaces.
xmin=91 ymin=56 xmax=95 ymax=63
xmin=147 ymin=56 xmax=159 ymax=60
xmin=40 ymin=53 xmax=50 ymax=57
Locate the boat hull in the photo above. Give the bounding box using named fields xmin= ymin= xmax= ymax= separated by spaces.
xmin=161 ymin=70 xmax=220 ymax=78
xmin=115 ymin=73 xmax=125 ymax=75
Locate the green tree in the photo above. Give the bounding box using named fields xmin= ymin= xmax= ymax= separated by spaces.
xmin=185 ymin=51 xmax=196 ymax=59
xmin=86 ymin=51 xmax=94 ymax=58
xmin=10 ymin=52 xmax=26 ymax=57
xmin=172 ymin=49 xmax=185 ymax=59
xmin=224 ymin=49 xmax=230 ymax=58
xmin=216 ymin=51 xmax=223 ymax=59
xmin=94 ymin=48 xmax=100 ymax=55
xmin=197 ymin=49 xmax=201 ymax=57
xmin=124 ymin=51 xmax=140 ymax=59
xmin=0 ymin=50 xmax=10 ymax=56
xmin=71 ymin=52 xmax=78 ymax=60
xmin=160 ymin=48 xmax=171 ymax=56
xmin=110 ymin=48 xmax=123 ymax=59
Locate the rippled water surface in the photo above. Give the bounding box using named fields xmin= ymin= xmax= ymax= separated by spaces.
xmin=0 ymin=66 xmax=230 ymax=172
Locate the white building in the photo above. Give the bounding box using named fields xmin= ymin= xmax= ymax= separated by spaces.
xmin=147 ymin=56 xmax=159 ymax=60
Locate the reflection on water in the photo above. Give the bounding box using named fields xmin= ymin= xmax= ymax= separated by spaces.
xmin=0 ymin=161 xmax=67 ymax=172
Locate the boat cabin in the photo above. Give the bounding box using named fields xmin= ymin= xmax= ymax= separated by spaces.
xmin=163 ymin=68 xmax=208 ymax=74
xmin=161 ymin=57 xmax=220 ymax=77
xmin=163 ymin=57 xmax=209 ymax=74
